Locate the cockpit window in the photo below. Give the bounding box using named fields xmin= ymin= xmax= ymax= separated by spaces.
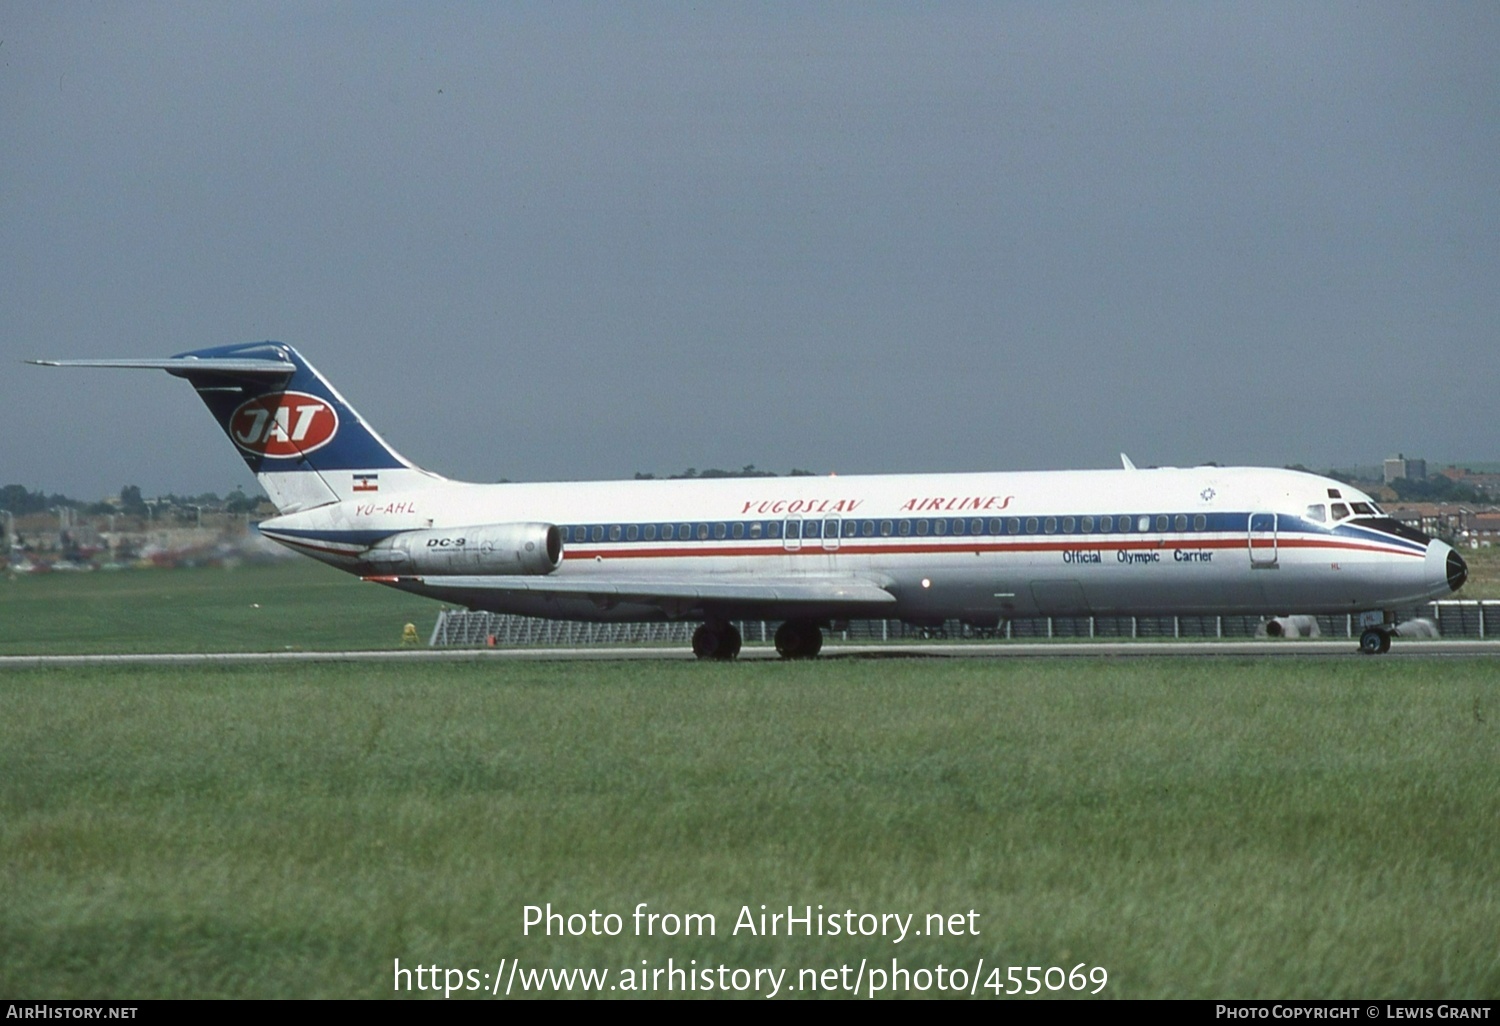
xmin=1351 ymin=502 xmax=1375 ymax=515
xmin=1331 ymin=503 xmax=1350 ymax=520
xmin=1305 ymin=504 xmax=1326 ymax=523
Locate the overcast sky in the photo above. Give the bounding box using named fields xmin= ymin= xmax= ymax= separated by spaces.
xmin=4 ymin=3 xmax=1496 ymax=499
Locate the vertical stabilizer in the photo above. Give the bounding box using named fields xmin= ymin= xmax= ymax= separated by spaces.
xmin=30 ymin=341 xmax=444 ymax=513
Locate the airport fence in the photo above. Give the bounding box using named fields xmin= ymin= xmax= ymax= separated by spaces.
xmin=428 ymin=600 xmax=1500 ymax=647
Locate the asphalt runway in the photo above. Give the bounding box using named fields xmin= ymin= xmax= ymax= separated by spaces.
xmin=4 ymin=640 xmax=1500 ymax=667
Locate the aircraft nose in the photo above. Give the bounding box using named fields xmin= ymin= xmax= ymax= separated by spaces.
xmin=1446 ymin=547 xmax=1468 ymax=593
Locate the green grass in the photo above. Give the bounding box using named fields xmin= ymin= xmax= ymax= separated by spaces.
xmin=3 ymin=657 xmax=1498 ymax=998
xmin=0 ymin=560 xmax=439 ymax=654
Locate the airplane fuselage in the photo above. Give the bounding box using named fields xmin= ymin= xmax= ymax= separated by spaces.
xmin=259 ymin=465 xmax=1462 ymax=626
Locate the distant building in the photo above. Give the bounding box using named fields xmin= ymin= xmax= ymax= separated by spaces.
xmin=1384 ymin=454 xmax=1426 ymax=485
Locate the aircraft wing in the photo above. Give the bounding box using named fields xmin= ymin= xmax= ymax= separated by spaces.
xmin=365 ymin=572 xmax=898 ymax=615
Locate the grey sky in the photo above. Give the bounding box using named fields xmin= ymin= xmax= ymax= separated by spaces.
xmin=4 ymin=3 xmax=1496 ymax=499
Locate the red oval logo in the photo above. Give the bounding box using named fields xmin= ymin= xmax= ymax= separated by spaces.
xmin=229 ymin=391 xmax=339 ymax=457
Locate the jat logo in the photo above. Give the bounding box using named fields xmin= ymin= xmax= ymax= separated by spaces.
xmin=229 ymin=391 xmax=339 ymax=457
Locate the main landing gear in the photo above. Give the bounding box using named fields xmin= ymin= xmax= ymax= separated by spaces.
xmin=690 ymin=618 xmax=826 ymax=660
xmin=692 ymin=621 xmax=742 ymax=661
xmin=774 ymin=619 xmax=823 ymax=660
xmin=1358 ymin=626 xmax=1393 ymax=656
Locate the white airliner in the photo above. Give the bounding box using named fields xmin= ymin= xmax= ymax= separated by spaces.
xmin=32 ymin=342 xmax=1467 ymax=657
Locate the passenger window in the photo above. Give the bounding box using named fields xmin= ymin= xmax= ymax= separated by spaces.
xmin=1044 ymin=517 xmax=1057 ymax=534
xmin=731 ymin=522 xmax=744 ymax=539
xmin=881 ymin=520 xmax=894 ymax=536
xmin=661 ymin=524 xmax=674 ymax=541
xmin=1025 ymin=517 xmax=1038 ymax=534
xmin=899 ymin=520 xmax=911 ymax=536
xmin=767 ymin=522 xmax=781 ymax=539
xmin=1305 ymin=504 xmax=1326 ymax=523
xmin=863 ymin=520 xmax=876 ymax=537
xmin=1174 ymin=514 xmax=1187 ymax=532
xmin=952 ymin=519 xmax=966 ymax=536
xmin=1193 ymin=514 xmax=1206 ymax=531
xmin=1062 ymin=516 xmax=1075 ymax=533
xmin=1156 ymin=515 xmax=1169 ymax=532
xmin=678 ymin=523 xmax=691 ymax=539
xmin=971 ymin=518 xmax=984 ymax=535
xmin=988 ymin=519 xmax=1001 ymax=534
xmin=916 ymin=520 xmax=930 ymax=536
xmin=713 ymin=523 xmax=726 ymax=539
xmin=1139 ymin=516 xmax=1152 ymax=532
xmin=1100 ymin=516 xmax=1113 ymax=532
xmin=591 ymin=525 xmax=604 ymax=542
xmin=626 ymin=525 xmax=638 ymax=541
xmin=844 ymin=520 xmax=858 ymax=537
xmin=644 ymin=524 xmax=657 ymax=541
xmin=749 ymin=522 xmax=763 ymax=539
xmin=696 ymin=523 xmax=710 ymax=540
xmin=1007 ymin=518 xmax=1020 ymax=534
xmin=1081 ymin=516 xmax=1094 ymax=533
xmin=934 ymin=519 xmax=948 ymax=536
xmin=609 ymin=525 xmax=622 ymax=541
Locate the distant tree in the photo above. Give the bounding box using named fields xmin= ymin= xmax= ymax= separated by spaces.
xmin=0 ymin=484 xmax=40 ymax=514
xmin=224 ymin=487 xmax=258 ymax=514
xmin=119 ymin=484 xmax=148 ymax=516
xmin=1390 ymin=476 xmax=1484 ymax=503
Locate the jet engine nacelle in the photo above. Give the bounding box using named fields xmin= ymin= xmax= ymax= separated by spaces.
xmin=365 ymin=523 xmax=563 ymax=575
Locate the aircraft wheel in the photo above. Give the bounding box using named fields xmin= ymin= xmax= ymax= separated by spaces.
xmin=1359 ymin=627 xmax=1391 ymax=656
xmin=719 ymin=623 xmax=742 ymax=660
xmin=693 ymin=622 xmax=741 ymax=660
xmin=774 ymin=619 xmax=823 ymax=659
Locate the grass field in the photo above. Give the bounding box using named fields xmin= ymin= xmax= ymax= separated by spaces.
xmin=3 ymin=656 xmax=1497 ymax=999
xmin=0 ymin=560 xmax=439 ymax=654
xmin=2 ymin=562 xmax=1499 ymax=999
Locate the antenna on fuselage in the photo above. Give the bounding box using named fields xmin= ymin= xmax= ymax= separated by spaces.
xmin=1120 ymin=453 xmax=1137 ymax=471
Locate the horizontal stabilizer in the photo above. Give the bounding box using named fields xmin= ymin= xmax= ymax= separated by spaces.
xmin=28 ymin=357 xmax=296 ymax=376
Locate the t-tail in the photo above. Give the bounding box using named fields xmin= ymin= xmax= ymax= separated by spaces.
xmin=29 ymin=341 xmax=443 ymax=512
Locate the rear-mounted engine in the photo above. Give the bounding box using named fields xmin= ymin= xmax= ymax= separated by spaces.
xmin=364 ymin=523 xmax=563 ymax=575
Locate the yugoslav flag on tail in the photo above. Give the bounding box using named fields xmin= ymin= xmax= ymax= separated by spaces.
xmin=29 ymin=341 xmax=444 ymax=512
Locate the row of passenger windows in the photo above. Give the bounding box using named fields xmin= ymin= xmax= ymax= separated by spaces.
xmin=563 ymin=513 xmax=1218 ymax=544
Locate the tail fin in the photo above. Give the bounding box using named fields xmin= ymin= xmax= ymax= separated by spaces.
xmin=30 ymin=341 xmax=443 ymax=512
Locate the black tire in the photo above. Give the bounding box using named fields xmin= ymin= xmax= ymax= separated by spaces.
xmin=693 ymin=623 xmax=720 ymax=660
xmin=1359 ymin=628 xmax=1387 ymax=656
xmin=693 ymin=622 xmax=741 ymax=660
xmin=774 ymin=619 xmax=822 ymax=659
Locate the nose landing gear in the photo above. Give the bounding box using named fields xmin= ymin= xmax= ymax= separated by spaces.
xmin=1358 ymin=627 xmax=1393 ymax=655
